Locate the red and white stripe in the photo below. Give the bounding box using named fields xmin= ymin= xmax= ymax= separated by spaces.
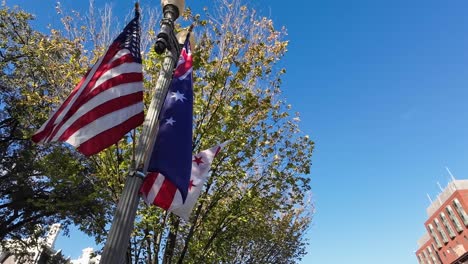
xmin=140 ymin=142 xmax=228 ymax=220
xmin=140 ymin=172 xmax=178 ymax=211
xmin=32 ymin=42 xmax=144 ymax=156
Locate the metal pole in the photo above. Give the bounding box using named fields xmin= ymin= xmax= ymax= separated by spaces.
xmin=100 ymin=5 xmax=182 ymax=263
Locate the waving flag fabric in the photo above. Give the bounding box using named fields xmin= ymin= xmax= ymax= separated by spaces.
xmin=141 ymin=142 xmax=228 ymax=220
xmin=145 ymin=36 xmax=193 ymax=203
xmin=32 ymin=10 xmax=144 ymax=156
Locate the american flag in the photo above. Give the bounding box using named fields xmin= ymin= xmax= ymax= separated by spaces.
xmin=142 ymin=36 xmax=193 ymax=209
xmin=32 ymin=10 xmax=144 ymax=156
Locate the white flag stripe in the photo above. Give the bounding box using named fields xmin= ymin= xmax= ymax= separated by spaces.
xmin=146 ymin=173 xmax=166 ymax=206
xmin=169 ymin=190 xmax=183 ymax=211
xmin=92 ymin=62 xmax=142 ymax=91
xmin=65 ymin=103 xmax=143 ymax=146
xmin=52 ymin=55 xmax=106 ymax=127
xmin=49 ymin=82 xmax=143 ymax=142
xmin=110 ymin=49 xmax=131 ymax=63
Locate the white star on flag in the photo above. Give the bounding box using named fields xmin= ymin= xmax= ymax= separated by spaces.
xmin=165 ymin=117 xmax=176 ymax=126
xmin=171 ymin=90 xmax=186 ymax=102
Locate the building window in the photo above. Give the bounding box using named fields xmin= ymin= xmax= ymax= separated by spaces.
xmin=428 ymin=223 xmax=443 ymax=249
xmin=432 ymin=244 xmax=442 ymax=264
xmin=417 ymin=254 xmax=423 ymax=264
xmin=453 ymin=198 xmax=468 ymax=226
xmin=422 ymin=249 xmax=430 ymax=263
xmin=440 ymin=213 xmax=456 ymax=238
xmin=446 ymin=205 xmax=464 ymax=232
xmin=434 ymin=218 xmax=449 ymax=243
xmin=427 ymin=246 xmax=438 ymax=264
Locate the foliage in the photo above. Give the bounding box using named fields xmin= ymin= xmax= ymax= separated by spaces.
xmin=0 ymin=0 xmax=314 ymax=263
xmin=0 ymin=6 xmax=105 ymax=250
xmin=130 ymin=1 xmax=315 ymax=263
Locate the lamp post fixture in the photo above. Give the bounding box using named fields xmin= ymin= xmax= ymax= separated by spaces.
xmin=100 ymin=1 xmax=185 ymax=263
xmin=154 ymin=0 xmax=185 ymax=54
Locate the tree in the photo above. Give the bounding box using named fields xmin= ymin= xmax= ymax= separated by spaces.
xmin=128 ymin=1 xmax=314 ymax=263
xmin=0 ymin=0 xmax=314 ymax=263
xmin=0 ymin=6 xmax=105 ymax=249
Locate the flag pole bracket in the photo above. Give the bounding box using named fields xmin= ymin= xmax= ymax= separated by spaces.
xmin=132 ymin=170 xmax=146 ymax=179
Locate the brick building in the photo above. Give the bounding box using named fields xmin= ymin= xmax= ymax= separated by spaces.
xmin=416 ymin=180 xmax=468 ymax=264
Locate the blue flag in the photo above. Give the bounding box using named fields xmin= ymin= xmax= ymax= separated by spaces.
xmin=147 ymin=38 xmax=193 ymax=202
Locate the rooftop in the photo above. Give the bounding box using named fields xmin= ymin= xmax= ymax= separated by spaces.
xmin=427 ymin=179 xmax=468 ymax=217
xmin=417 ymin=233 xmax=430 ymax=248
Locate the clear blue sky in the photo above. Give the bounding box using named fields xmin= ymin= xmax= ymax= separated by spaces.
xmin=7 ymin=0 xmax=468 ymax=263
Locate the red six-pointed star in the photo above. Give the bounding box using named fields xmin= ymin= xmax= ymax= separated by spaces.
xmin=193 ymin=156 xmax=204 ymax=166
xmin=189 ymin=180 xmax=197 ymax=191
